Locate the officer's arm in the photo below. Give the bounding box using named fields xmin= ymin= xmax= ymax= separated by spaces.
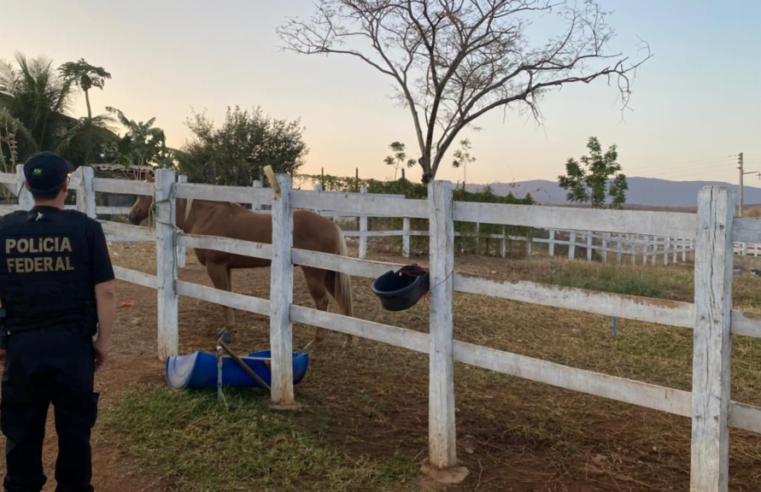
xmin=95 ymin=280 xmax=115 ymax=346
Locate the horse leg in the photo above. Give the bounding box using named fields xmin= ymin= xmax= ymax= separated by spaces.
xmin=207 ymin=262 xmax=235 ymax=332
xmin=302 ymin=268 xmax=330 ymax=352
xmin=324 ymin=270 xmax=355 ymax=347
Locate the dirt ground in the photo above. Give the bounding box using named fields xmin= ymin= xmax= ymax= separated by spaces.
xmin=2 ymin=238 xmax=761 ymax=492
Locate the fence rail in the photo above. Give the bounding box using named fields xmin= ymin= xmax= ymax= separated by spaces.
xmin=1 ymin=166 xmax=760 ymax=489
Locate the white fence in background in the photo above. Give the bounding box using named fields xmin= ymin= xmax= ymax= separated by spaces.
xmin=3 ymin=165 xmax=761 ymax=490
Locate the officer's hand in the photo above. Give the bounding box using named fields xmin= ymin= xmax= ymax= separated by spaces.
xmin=93 ymin=339 xmax=109 ymax=371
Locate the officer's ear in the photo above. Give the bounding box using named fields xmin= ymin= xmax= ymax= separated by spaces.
xmin=61 ymin=178 xmax=69 ymax=194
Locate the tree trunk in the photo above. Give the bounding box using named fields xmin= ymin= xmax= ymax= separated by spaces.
xmin=85 ymin=90 xmax=92 ymax=120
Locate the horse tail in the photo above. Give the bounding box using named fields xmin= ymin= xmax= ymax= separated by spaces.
xmin=332 ymin=227 xmax=354 ymax=318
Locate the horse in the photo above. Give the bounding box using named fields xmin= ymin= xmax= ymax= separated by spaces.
xmin=127 ymin=178 xmax=355 ymax=351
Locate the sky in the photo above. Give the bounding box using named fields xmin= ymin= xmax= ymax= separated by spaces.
xmin=2 ymin=0 xmax=760 ymax=186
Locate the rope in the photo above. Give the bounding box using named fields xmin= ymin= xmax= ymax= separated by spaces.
xmin=151 ymin=197 xmax=181 ymax=286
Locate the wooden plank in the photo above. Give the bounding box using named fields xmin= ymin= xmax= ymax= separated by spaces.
xmin=16 ymin=165 xmax=32 ymax=211
xmin=452 ymin=340 xmax=691 ymax=417
xmin=586 ymin=234 xmax=592 ymax=262
xmin=95 ymin=206 xmax=132 ymax=215
xmin=155 ymin=169 xmax=178 ymax=361
xmin=113 ymin=266 xmax=158 ymax=289
xmin=691 ymin=186 xmax=733 ymax=492
xmin=403 ymin=218 xmax=411 ymax=258
xmin=728 ymin=402 xmax=761 ymax=435
xmin=358 ymin=187 xmax=368 ymax=259
xmin=269 ymin=174 xmax=295 ymax=406
xmin=291 ymin=190 xmax=428 ymax=219
xmin=176 ymin=280 xmax=270 ymax=315
xmin=547 ymin=230 xmax=555 ymax=257
xmin=178 ymin=233 xmax=273 ymax=260
xmin=732 ymin=217 xmax=761 ymax=244
xmin=99 ymin=220 xmax=154 ymax=241
xmin=76 ymin=166 xmax=96 ymax=218
xmin=0 ymin=173 xmax=16 ymax=184
xmin=175 ymin=182 xmax=274 ymax=204
xmin=569 ymin=231 xmax=576 ymax=259
xmin=176 ymin=175 xmax=188 ymax=269
xmin=427 ymin=181 xmax=458 ymax=470
xmin=343 ymin=230 xmax=406 ymax=238
xmin=290 ymin=305 xmax=428 ymax=353
xmin=290 ymin=297 xmax=761 ymax=435
xmin=292 ymin=248 xmax=403 ymax=279
xmin=454 ymin=273 xmax=694 ymax=328
xmin=454 ymin=202 xmax=697 ymax=239
xmin=288 ymin=249 xmax=761 ymax=340
xmin=92 ymin=178 xmax=153 ymax=196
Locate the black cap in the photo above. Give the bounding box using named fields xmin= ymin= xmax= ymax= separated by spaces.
xmin=23 ymin=152 xmax=74 ymax=193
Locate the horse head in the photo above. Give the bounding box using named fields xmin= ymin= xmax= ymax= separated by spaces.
xmin=128 ymin=175 xmax=155 ymax=225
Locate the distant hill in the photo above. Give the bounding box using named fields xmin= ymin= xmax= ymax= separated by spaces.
xmin=469 ymin=177 xmax=759 ymax=208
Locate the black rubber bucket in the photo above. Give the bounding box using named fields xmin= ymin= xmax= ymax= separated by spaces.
xmin=371 ymin=265 xmax=430 ymax=311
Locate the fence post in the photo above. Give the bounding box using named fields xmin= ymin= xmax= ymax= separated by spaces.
xmin=15 ymin=164 xmax=32 ymax=211
xmin=631 ymin=235 xmax=637 ymax=266
xmin=548 ymin=229 xmax=555 ymax=257
xmin=651 ymin=239 xmax=657 ymax=266
xmin=270 ymin=174 xmax=296 ymax=408
xmin=176 ymin=175 xmax=188 ymax=269
xmin=691 ymin=186 xmax=733 ymax=492
xmin=526 ymin=235 xmax=532 ymax=258
xmin=403 ymin=217 xmax=411 ymax=258
xmin=672 ymin=237 xmax=678 ymax=263
xmin=682 ymin=238 xmax=687 ymax=262
xmin=359 ymin=187 xmax=368 ymax=259
xmin=474 ymin=222 xmax=480 ymax=254
xmin=569 ymin=231 xmax=576 ymax=259
xmin=664 ymin=237 xmax=669 ymax=266
xmin=602 ymin=232 xmax=608 ymax=263
xmin=75 ymin=166 xmax=96 ymax=218
xmin=586 ymin=234 xmax=592 ymax=262
xmin=155 ymin=169 xmax=178 ymax=360
xmin=425 ymin=180 xmax=467 ymax=482
xmin=500 ymin=226 xmax=507 ymax=258
xmin=253 ymin=179 xmax=263 ymax=211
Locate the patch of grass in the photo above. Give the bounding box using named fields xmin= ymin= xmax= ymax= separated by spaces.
xmin=107 ymin=386 xmax=419 ymax=492
xmin=536 ymin=261 xmax=694 ymax=299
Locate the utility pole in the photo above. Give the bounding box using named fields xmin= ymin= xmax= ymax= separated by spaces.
xmin=739 ymin=152 xmax=745 ymax=217
xmin=738 ymin=152 xmax=760 ymax=217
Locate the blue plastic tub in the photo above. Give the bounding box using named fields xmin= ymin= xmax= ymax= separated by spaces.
xmin=165 ymin=350 xmax=309 ymax=390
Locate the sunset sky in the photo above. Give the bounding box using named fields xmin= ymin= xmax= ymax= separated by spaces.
xmin=3 ymin=0 xmax=759 ymax=185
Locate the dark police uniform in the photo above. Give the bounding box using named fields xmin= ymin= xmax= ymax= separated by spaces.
xmin=0 ymin=153 xmax=114 ymax=492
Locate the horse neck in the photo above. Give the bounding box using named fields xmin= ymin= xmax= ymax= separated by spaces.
xmin=175 ymin=199 xmax=191 ymax=232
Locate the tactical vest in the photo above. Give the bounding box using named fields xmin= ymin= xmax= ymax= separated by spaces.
xmin=0 ymin=211 xmax=96 ymax=333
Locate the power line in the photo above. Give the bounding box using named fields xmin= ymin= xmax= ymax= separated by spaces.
xmin=631 ymin=162 xmax=737 ymax=178
xmin=649 ymin=168 xmax=739 ymax=180
xmin=626 ymin=155 xmax=737 ymax=172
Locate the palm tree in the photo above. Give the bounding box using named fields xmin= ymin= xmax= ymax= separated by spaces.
xmin=58 ymin=59 xmax=111 ymax=120
xmin=0 ymin=53 xmax=117 ymax=166
xmin=0 ymin=52 xmax=74 ymax=153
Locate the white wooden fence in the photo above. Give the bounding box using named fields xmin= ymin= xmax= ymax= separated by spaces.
xmin=3 ymin=165 xmax=761 ymax=490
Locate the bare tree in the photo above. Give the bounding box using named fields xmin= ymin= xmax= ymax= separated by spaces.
xmin=278 ymin=0 xmax=650 ymax=183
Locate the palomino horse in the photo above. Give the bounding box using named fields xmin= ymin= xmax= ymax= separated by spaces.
xmin=128 ymin=179 xmax=355 ymax=350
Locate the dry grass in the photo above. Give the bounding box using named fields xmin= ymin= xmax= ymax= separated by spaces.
xmin=102 ymin=240 xmax=761 ymax=492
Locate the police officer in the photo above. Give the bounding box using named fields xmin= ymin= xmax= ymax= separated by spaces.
xmin=0 ymin=152 xmax=115 ymax=492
